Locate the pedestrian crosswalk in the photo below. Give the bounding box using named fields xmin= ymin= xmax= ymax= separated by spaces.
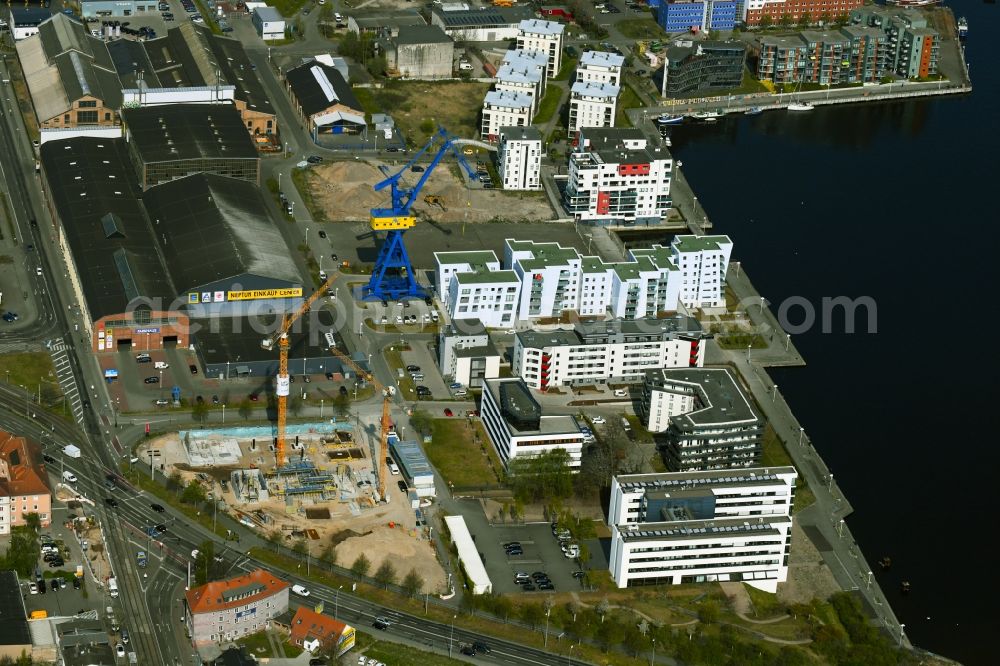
xmin=49 ymin=345 xmax=84 ymax=423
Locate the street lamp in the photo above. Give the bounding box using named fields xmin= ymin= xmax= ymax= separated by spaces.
xmin=544 ymin=607 xmax=551 ymax=647
xmin=785 ymin=333 xmax=791 ymax=351
xmin=746 ymin=344 xmax=751 ymax=361
xmin=650 ymin=637 xmax=656 ymax=666
xmin=798 ymin=427 xmax=805 ymax=447
xmin=866 ymin=570 xmax=873 ymax=590
xmin=449 ymin=614 xmax=456 ymax=657
xmin=335 ymin=585 xmax=343 ymax=619
xmin=828 ymin=473 xmax=835 ymax=492
xmin=898 ymin=623 xmax=906 ymax=647
xmin=568 ymin=644 xmax=574 ymax=666
xmin=772 ymin=384 xmax=778 ymax=403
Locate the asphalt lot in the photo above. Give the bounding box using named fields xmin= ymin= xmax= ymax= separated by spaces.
xmin=400 ymin=341 xmax=450 ymax=402
xmin=19 ymin=518 xmax=98 ymax=619
xmin=485 ymin=523 xmax=591 ymax=595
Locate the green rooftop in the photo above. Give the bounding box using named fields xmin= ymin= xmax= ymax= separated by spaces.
xmin=435 ymin=250 xmax=500 ymax=267
xmin=454 ymin=269 xmax=520 ymax=285
xmin=611 ymin=255 xmax=658 ymax=281
xmin=672 ymin=235 xmax=732 ymax=253
xmin=581 ymin=256 xmax=610 ymax=273
xmin=506 ymin=239 xmax=581 ymax=270
xmin=630 ymin=244 xmax=678 ymax=271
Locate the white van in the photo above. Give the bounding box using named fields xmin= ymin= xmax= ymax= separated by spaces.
xmin=62 ymin=470 xmax=78 ymax=483
xmin=154 ymin=361 xmax=169 ymax=369
xmin=108 ymin=577 xmax=119 ymax=597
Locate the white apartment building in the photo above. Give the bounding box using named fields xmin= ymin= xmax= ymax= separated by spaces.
xmin=498 ymin=126 xmax=542 ymax=191
xmin=502 ymin=49 xmax=549 ymax=93
xmin=607 ymin=468 xmax=797 ymax=590
xmin=516 ymin=19 xmax=564 ymax=78
xmin=564 ymin=128 xmax=672 ymax=223
xmin=577 ymin=50 xmax=624 ymax=86
xmin=437 ymin=235 xmax=731 ymax=328
xmin=659 ymin=235 xmax=733 ymax=309
xmin=481 ymin=378 xmax=584 ymax=470
xmin=434 ymin=250 xmax=502 ymax=298
xmin=568 ymin=81 xmax=620 ymax=133
xmin=495 ymin=65 xmax=544 ymax=113
xmin=437 ymin=318 xmax=502 ymax=387
xmin=513 ymin=316 xmax=705 ymax=390
xmin=642 ymin=367 xmax=764 ymax=471
xmin=481 ymin=90 xmax=533 ymax=142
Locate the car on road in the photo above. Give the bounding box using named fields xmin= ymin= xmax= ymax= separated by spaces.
xmin=443 ymin=408 xmax=453 ymax=417
xmin=461 ymin=645 xmax=476 ymax=656
xmin=405 ymin=364 xmax=420 ymax=372
xmin=104 ymin=498 xmax=118 ymax=508
xmin=372 ymin=616 xmax=391 ymax=630
xmin=115 ymin=644 xmax=125 ymax=657
xmin=143 ymin=376 xmax=159 ymax=384
xmin=150 ymin=503 xmax=165 ymax=513
xmin=189 ymin=364 xmax=198 ymax=374
xmin=318 ymin=230 xmax=327 ymax=238
xmin=613 ymin=389 xmax=628 ymax=397
xmin=2 ymin=312 xmax=18 ymax=322
xmin=397 ymin=480 xmax=408 ymax=493
xmin=154 ymin=524 xmax=167 ymax=533
xmin=449 ymin=382 xmax=463 ymax=389
xmin=43 ymin=454 xmax=56 ymax=464
xmin=291 ymin=584 xmax=310 ymax=597
xmin=249 ymin=393 xmax=259 ymax=401
xmin=591 ymin=415 xmax=606 ymax=424
xmin=73 ymin=577 xmax=81 ymax=589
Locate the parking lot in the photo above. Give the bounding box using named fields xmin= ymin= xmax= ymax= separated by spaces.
xmin=482 ymin=523 xmax=600 ymax=595
xmin=400 ymin=341 xmax=450 ymax=401
xmin=18 ymin=519 xmax=101 ymax=619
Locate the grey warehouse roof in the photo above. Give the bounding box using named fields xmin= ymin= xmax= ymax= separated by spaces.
xmin=122 ymin=103 xmax=258 ymax=163
xmin=395 ymin=24 xmax=452 ymax=45
xmin=141 ymin=173 xmax=300 ymax=288
xmin=0 ymin=571 xmax=31 ymax=647
xmin=285 ymin=61 xmax=362 ymax=117
xmin=40 ymin=137 xmax=177 ymax=320
xmin=433 ymin=6 xmax=534 ymax=28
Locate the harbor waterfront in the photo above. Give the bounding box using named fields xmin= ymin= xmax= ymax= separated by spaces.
xmin=659 ymin=2 xmax=996 ymax=661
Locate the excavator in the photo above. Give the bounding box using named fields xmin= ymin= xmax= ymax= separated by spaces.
xmin=423 ymin=194 xmax=447 ymax=211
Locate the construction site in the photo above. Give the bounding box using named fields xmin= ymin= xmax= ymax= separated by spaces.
xmin=302 ymin=160 xmax=554 ymax=223
xmin=135 ymin=422 xmax=447 ymax=592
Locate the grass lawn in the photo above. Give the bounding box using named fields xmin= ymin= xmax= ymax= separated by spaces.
xmin=715 ymin=331 xmax=768 ymax=349
xmin=616 ymin=18 xmax=665 ymax=39
xmin=615 ymin=83 xmax=643 ymax=128
xmin=271 ymin=0 xmax=309 ymax=16
xmin=355 ymin=81 xmax=491 ymax=145
xmin=383 ymin=346 xmax=416 ymax=398
xmin=0 ymin=352 xmax=64 ymax=410
xmin=761 ymin=424 xmax=816 ymax=513
xmin=291 ymin=168 xmax=330 ymax=225
xmin=425 ymin=419 xmax=501 ymax=487
xmin=355 ymin=632 xmax=468 ymax=666
xmin=532 ymin=87 xmax=563 ymax=124
xmin=233 ymin=629 xmax=302 ymax=658
xmin=554 ymin=56 xmax=578 ymax=81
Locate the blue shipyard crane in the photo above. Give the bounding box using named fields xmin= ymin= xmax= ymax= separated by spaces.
xmin=363 ymin=128 xmax=478 ymax=301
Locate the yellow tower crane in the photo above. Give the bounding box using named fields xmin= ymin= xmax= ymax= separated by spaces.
xmin=261 ymin=274 xmax=337 ymax=467
xmin=326 ymin=347 xmax=394 ymax=504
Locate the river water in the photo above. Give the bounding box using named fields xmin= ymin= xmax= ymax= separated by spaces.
xmin=667 ymin=3 xmax=995 ymax=663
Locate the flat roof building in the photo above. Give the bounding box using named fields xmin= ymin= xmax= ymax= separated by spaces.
xmin=122 ymin=103 xmax=260 ymax=188
xmin=608 ymin=468 xmax=796 ymax=590
xmin=389 ymin=436 xmax=435 ymax=497
xmin=642 ymin=367 xmax=764 ymax=471
xmin=431 ymin=6 xmax=534 ymax=42
xmin=443 ymin=515 xmax=492 ymax=594
xmin=348 ymin=9 xmax=427 ymax=38
xmin=0 ymin=571 xmax=31 ymax=661
xmin=498 ymin=125 xmax=542 ymax=191
xmin=437 ymin=318 xmax=501 ymax=388
xmin=385 ymin=24 xmax=454 ymax=80
xmin=513 ymin=316 xmax=705 ymax=390
xmin=481 ymin=378 xmax=584 ymax=470
xmin=516 ymin=19 xmax=564 ymax=78
xmin=480 ymin=90 xmax=533 ymax=143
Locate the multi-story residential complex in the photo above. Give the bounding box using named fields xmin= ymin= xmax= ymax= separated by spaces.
xmin=480 ymin=90 xmax=533 ymax=142
xmin=185 ymin=569 xmax=289 ymax=646
xmin=513 ymin=316 xmax=705 ymax=390
xmin=743 ymin=0 xmax=864 ymax=28
xmin=502 ymin=48 xmax=549 ymax=91
xmin=437 ymin=318 xmax=502 ymax=387
xmin=661 ymin=41 xmax=747 ymax=96
xmin=577 ymin=50 xmax=624 ymax=86
xmin=516 ymin=19 xmax=564 ymax=78
xmin=435 ymin=234 xmax=732 ymax=327
xmin=607 ymin=468 xmax=797 ymax=589
xmin=756 ymin=28 xmax=888 ymax=85
xmin=563 ymin=127 xmax=672 ymax=223
xmin=568 ymin=81 xmax=620 ymax=133
xmin=850 ymin=7 xmax=939 ymax=78
xmin=642 ymin=367 xmax=764 ymax=471
xmin=481 ymin=378 xmax=584 ymax=470
xmin=498 ymin=126 xmax=542 ymax=190
xmin=0 ymin=432 xmax=52 ymax=535
xmin=495 ymin=65 xmax=545 ymax=113
xmin=657 ymin=0 xmax=738 ymax=33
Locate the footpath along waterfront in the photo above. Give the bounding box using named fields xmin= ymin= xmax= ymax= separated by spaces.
xmin=667 ymin=164 xmax=915 ymax=649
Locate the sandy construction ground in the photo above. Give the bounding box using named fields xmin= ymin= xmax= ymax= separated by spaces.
xmin=304 ymin=160 xmax=555 ymax=223
xmin=137 ymin=431 xmax=445 ymax=594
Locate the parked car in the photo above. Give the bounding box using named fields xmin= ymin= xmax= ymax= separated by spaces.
xmin=143 ymin=376 xmax=159 ymax=384
xmin=397 ymin=480 xmax=408 ymax=493
xmin=189 ymin=364 xmax=198 ymax=374
xmin=613 ymin=389 xmax=628 ymax=397
xmin=443 ymin=408 xmax=453 ymax=417
xmin=406 ymin=365 xmax=420 ymax=372
xmin=591 ymin=415 xmax=606 ymax=424
xmin=307 ymin=155 xmax=324 ymax=164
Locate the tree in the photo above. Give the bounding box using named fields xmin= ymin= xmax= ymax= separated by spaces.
xmin=238 ymin=399 xmax=253 ymax=421
xmin=167 ymin=470 xmax=183 ymax=494
xmin=401 ymin=568 xmax=423 ymax=597
xmin=351 ymin=553 xmax=371 ymax=578
xmin=1 ymin=526 xmax=39 ymax=576
xmin=23 ymin=512 xmax=41 ymax=533
xmin=181 ymin=480 xmax=207 ymax=505
xmin=192 ymin=400 xmax=209 ymax=423
xmin=332 ymin=393 xmax=350 ymax=418
xmin=778 ymin=14 xmax=794 ymax=27
xmin=520 ymin=603 xmax=544 ymax=628
xmin=419 ymin=119 xmax=435 ymax=134
xmin=292 ymin=538 xmax=308 ymax=556
xmin=597 ymin=619 xmax=625 ymax=651
xmin=409 ymin=409 xmax=434 ymax=436
xmin=505 ymin=448 xmax=573 ymax=502
xmin=759 ymin=15 xmax=773 ymax=29
xmin=596 ymin=598 xmax=610 ymax=623
xmin=366 ymin=55 xmax=387 ymax=78
xmin=319 ymin=544 xmax=337 ymax=565
xmin=623 ymin=623 xmax=648 ymax=656
xmin=798 ymin=12 xmax=812 ymax=27
xmin=374 ymin=560 xmax=397 ymax=588
xmin=698 ymin=599 xmax=721 ymax=624
xmin=192 ymin=540 xmax=226 ymax=586
xmin=288 ymin=396 xmax=304 ymax=417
